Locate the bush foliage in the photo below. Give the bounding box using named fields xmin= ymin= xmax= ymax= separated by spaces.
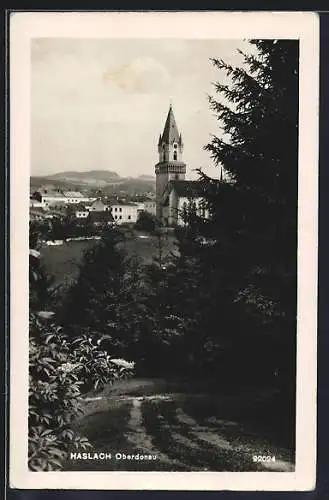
xmin=29 ymin=239 xmax=135 ymax=471
xmin=29 ymin=311 xmax=135 ymax=470
xmin=135 ymin=210 xmax=162 ymax=234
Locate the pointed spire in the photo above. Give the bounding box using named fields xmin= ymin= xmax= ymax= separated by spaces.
xmin=158 ymin=133 xmax=162 ymax=146
xmin=161 ymin=104 xmax=180 ymax=145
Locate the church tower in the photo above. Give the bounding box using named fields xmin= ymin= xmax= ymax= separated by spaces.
xmin=155 ymin=104 xmax=186 ymax=220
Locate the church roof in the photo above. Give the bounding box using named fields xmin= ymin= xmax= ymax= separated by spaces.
xmin=160 ymin=105 xmax=181 ymax=145
xmin=166 ymin=180 xmax=206 ymax=198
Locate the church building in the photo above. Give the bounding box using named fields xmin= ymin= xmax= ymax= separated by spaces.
xmin=154 ymin=104 xmax=208 ymax=226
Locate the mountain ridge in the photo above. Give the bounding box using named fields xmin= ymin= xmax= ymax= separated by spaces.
xmin=32 ymin=170 xmax=155 ymax=182
xmin=30 ymin=170 xmax=155 ymax=194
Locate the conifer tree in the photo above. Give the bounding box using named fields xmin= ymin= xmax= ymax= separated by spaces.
xmin=58 ymin=228 xmax=151 ymax=362
xmin=59 ymin=230 xmax=126 ymax=338
xmin=180 ymin=40 xmax=299 ymax=384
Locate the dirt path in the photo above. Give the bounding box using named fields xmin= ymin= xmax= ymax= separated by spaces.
xmin=65 ymin=379 xmax=295 ymax=472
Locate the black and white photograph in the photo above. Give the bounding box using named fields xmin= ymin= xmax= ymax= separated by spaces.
xmin=10 ymin=11 xmax=318 ymax=491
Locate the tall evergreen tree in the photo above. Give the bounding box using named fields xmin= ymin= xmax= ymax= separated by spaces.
xmin=59 ymin=230 xmax=126 ymax=337
xmin=179 ymin=40 xmax=299 ymax=385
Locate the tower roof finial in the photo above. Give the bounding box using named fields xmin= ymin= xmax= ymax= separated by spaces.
xmin=161 ymin=103 xmax=180 ymax=145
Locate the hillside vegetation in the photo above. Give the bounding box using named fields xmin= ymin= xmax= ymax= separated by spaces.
xmin=30 ymin=170 xmax=155 ymax=193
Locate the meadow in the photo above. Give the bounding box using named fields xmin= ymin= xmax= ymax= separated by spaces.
xmin=40 ymin=230 xmax=177 ymax=285
xmin=40 ymin=239 xmax=95 ymax=285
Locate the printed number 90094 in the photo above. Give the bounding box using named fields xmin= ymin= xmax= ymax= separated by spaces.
xmin=252 ymin=455 xmax=276 ymax=462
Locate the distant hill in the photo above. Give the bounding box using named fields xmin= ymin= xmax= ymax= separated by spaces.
xmin=102 ymin=178 xmax=155 ymax=195
xmin=30 ymin=177 xmax=78 ymax=190
xmin=43 ymin=170 xmax=121 ymax=186
xmin=137 ymin=174 xmax=155 ymax=181
xmin=31 ymin=170 xmax=155 ymax=194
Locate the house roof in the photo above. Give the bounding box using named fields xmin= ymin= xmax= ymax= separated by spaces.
xmin=111 ymin=202 xmax=138 ymax=207
xmin=88 ymin=211 xmax=114 ymax=223
xmin=63 ymin=191 xmax=84 ymax=197
xmin=40 ymin=190 xmax=66 ymax=198
xmin=159 ymin=105 xmax=182 ymax=145
xmin=90 ymin=198 xmax=107 ymax=206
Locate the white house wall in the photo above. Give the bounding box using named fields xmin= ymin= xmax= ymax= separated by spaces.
xmin=143 ymin=201 xmax=156 ymax=215
xmin=41 ymin=195 xmax=96 ymax=207
xmin=111 ymin=205 xmax=139 ymax=224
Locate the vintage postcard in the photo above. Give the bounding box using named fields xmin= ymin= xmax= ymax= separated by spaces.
xmin=10 ymin=11 xmax=319 ymax=491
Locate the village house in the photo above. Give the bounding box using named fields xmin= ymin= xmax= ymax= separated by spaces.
xmin=110 ymin=203 xmax=141 ymax=224
xmin=88 ymin=198 xmax=110 ymax=212
xmin=32 ymin=188 xmax=96 ymax=208
xmin=142 ymin=198 xmax=157 ymax=216
xmin=32 ymin=189 xmax=68 ymax=208
xmin=63 ymin=191 xmax=96 ymax=204
xmin=75 ymin=210 xmax=89 ymax=219
xmin=30 ymin=198 xmax=44 ymax=209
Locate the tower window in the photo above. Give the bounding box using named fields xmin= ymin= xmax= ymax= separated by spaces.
xmin=174 ymin=143 xmax=177 ymax=149
xmin=173 ymin=152 xmax=177 ymax=160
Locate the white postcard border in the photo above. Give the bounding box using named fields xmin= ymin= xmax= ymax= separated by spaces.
xmin=9 ymin=11 xmax=319 ymax=491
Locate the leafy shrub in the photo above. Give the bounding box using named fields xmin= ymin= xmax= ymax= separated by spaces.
xmin=69 ymin=335 xmax=135 ymax=393
xmin=29 ymin=312 xmax=135 ymax=471
xmin=135 ymin=211 xmax=162 ymax=233
xmin=29 ymin=313 xmax=90 ymax=471
xmin=29 ymin=249 xmax=55 ymax=311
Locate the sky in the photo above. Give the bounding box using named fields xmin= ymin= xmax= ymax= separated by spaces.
xmin=31 ymin=38 xmax=249 ymax=179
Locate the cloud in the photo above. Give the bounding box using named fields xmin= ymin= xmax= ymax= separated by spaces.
xmin=103 ymin=57 xmax=171 ymax=94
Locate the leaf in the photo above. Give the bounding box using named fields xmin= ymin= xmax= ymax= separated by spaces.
xmin=29 ymin=249 xmax=41 ymax=258
xmin=45 ymin=334 xmax=55 ymax=344
xmin=49 ymin=458 xmax=63 ymax=469
xmin=37 ymin=311 xmax=55 ymax=319
xmin=40 ymin=429 xmax=55 ymax=437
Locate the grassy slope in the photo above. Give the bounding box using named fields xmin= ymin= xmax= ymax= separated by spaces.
xmin=64 ymin=378 xmax=295 ymax=472
xmin=40 ymin=240 xmax=96 ymax=286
